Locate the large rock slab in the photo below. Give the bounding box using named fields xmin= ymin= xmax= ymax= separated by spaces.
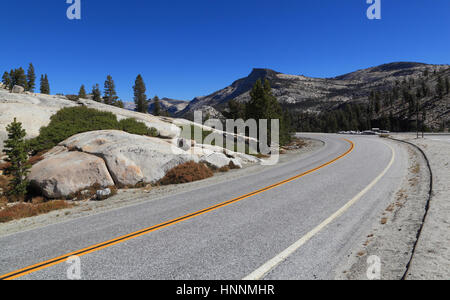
xmin=29 ymin=151 xmax=115 ymax=199
xmin=60 ymin=130 xmax=199 ymax=186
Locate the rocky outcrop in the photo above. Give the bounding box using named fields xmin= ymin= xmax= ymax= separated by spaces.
xmin=28 ymin=130 xmax=254 ymax=199
xmin=60 ymin=130 xmax=199 ymax=187
xmin=0 ymin=88 xmax=181 ymax=151
xmin=28 ymin=151 xmax=115 ymax=199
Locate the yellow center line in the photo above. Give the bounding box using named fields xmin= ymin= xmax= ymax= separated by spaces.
xmin=0 ymin=139 xmax=354 ymax=280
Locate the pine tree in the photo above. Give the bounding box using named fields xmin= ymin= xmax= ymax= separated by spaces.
xmin=78 ymin=84 xmax=87 ymax=98
xmin=445 ymin=77 xmax=450 ymax=94
xmin=103 ymin=75 xmax=118 ymax=105
xmin=115 ymin=100 xmax=124 ymax=108
xmin=10 ymin=68 xmax=27 ymax=89
xmin=92 ymin=84 xmax=102 ymax=102
xmin=26 ymin=63 xmax=36 ymax=92
xmin=153 ymin=95 xmax=161 ymax=116
xmin=226 ymin=99 xmax=246 ymax=120
xmin=39 ymin=75 xmax=45 ymax=93
xmin=40 ymin=74 xmax=50 ymax=94
xmin=133 ymin=74 xmax=148 ymax=113
xmin=436 ymin=76 xmax=444 ymax=98
xmin=9 ymin=69 xmax=15 ymax=90
xmin=245 ymin=79 xmax=291 ymax=146
xmin=4 ymin=118 xmax=30 ymax=198
xmin=2 ymin=71 xmax=10 ymax=89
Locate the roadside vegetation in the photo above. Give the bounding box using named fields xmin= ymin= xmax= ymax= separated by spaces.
xmin=27 ymin=106 xmax=159 ymax=153
xmin=158 ymin=162 xmax=214 ymax=185
xmin=0 ymin=108 xmax=159 ymax=223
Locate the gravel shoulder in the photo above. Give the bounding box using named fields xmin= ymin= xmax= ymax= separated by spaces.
xmin=335 ymin=138 xmax=431 ymax=280
xmin=398 ymin=134 xmax=450 ymax=280
xmin=0 ymin=139 xmax=324 ymax=238
xmin=336 ymin=134 xmax=450 ymax=280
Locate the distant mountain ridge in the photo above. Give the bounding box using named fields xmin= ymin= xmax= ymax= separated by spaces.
xmin=124 ymin=98 xmax=188 ymax=116
xmin=176 ymin=62 xmax=449 ymax=128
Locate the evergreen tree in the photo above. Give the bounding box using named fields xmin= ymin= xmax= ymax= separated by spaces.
xmin=40 ymin=74 xmax=50 ymax=94
xmin=9 ymin=69 xmax=15 ymax=90
xmin=2 ymin=71 xmax=10 ymax=89
xmin=245 ymin=79 xmax=291 ymax=146
xmin=445 ymin=77 xmax=450 ymax=94
xmin=115 ymin=100 xmax=124 ymax=108
xmin=10 ymin=68 xmax=27 ymax=89
xmin=39 ymin=75 xmax=44 ymax=93
xmin=374 ymin=92 xmax=381 ymax=114
xmin=133 ymin=74 xmax=148 ymax=113
xmin=225 ymin=99 xmax=246 ymax=120
xmin=26 ymin=63 xmax=36 ymax=92
xmin=103 ymin=75 xmax=118 ymax=105
xmin=4 ymin=118 xmax=30 ymax=198
xmin=436 ymin=76 xmax=444 ymax=98
xmin=78 ymin=84 xmax=87 ymax=99
xmin=92 ymin=84 xmax=102 ymax=102
xmin=153 ymin=96 xmax=161 ymax=116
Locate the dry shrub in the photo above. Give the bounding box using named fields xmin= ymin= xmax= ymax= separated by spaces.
xmin=218 ymin=166 xmax=230 ymax=173
xmin=228 ymin=161 xmax=240 ymax=170
xmin=0 ymin=175 xmax=10 ymax=191
xmin=0 ymin=196 xmax=7 ymax=209
xmin=0 ymin=162 xmax=11 ymax=171
xmin=159 ymin=162 xmax=213 ymax=185
xmin=27 ymin=152 xmax=46 ymax=165
xmin=31 ymin=196 xmax=45 ymax=204
xmin=217 ymin=161 xmax=240 ymax=173
xmin=0 ymin=200 xmax=72 ymax=223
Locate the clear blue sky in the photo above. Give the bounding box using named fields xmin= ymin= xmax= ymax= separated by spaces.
xmin=1 ymin=0 xmax=449 ymax=102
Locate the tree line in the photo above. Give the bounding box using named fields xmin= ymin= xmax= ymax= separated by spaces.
xmin=75 ymin=74 xmax=167 ymax=115
xmin=2 ymin=63 xmax=50 ymax=94
xmin=2 ymin=65 xmax=168 ymax=116
xmin=223 ymin=79 xmax=292 ymax=146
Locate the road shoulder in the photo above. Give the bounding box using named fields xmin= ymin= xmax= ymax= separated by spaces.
xmin=399 ymin=135 xmax=450 ymax=280
xmin=335 ymin=138 xmax=431 ymax=280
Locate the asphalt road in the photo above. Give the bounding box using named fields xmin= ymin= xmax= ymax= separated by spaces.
xmin=0 ymin=134 xmax=408 ymax=280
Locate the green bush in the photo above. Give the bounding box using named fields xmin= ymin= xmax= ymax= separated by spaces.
xmin=118 ymin=118 xmax=158 ymax=137
xmin=28 ymin=106 xmax=158 ymax=153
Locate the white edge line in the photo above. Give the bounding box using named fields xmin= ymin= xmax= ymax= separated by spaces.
xmin=243 ymin=143 xmax=396 ymax=280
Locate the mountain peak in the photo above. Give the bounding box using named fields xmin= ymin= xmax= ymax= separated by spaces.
xmin=247 ymin=68 xmax=280 ymax=79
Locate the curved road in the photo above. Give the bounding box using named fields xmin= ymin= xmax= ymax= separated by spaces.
xmin=0 ymin=134 xmax=408 ymax=280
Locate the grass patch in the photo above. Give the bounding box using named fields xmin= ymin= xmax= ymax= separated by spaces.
xmin=0 ymin=200 xmax=73 ymax=223
xmin=27 ymin=106 xmax=158 ymax=153
xmin=158 ymin=162 xmax=213 ymax=185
